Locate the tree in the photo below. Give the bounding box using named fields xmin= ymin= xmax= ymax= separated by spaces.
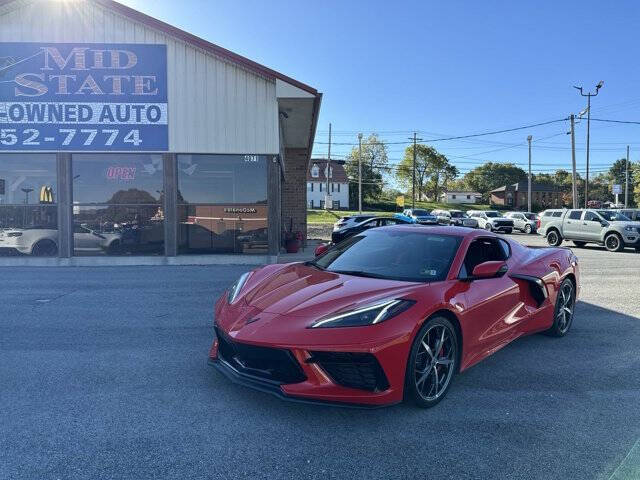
xmin=343 ymin=134 xmax=388 ymax=207
xmin=462 ymin=162 xmax=527 ymax=200
xmin=632 ymin=162 xmax=640 ymax=206
xmin=395 ymin=144 xmax=457 ymax=201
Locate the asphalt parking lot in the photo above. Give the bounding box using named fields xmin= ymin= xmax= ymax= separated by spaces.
xmin=1 ymin=233 xmax=639 ymax=480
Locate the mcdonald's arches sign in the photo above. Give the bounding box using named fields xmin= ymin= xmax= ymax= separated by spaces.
xmin=39 ymin=186 xmax=54 ymax=204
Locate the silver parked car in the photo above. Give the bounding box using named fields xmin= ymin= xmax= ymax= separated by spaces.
xmin=504 ymin=211 xmax=537 ymax=234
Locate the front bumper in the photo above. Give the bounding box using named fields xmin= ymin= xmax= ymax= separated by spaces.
xmin=208 ymin=325 xmax=408 ymax=407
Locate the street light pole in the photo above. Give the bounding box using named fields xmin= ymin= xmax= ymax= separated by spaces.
xmin=358 ymin=133 xmax=363 ymax=214
xmin=412 ymin=133 xmax=417 ymax=208
xmin=625 ymin=145 xmax=630 ymax=208
xmin=574 ymin=81 xmax=604 ymax=208
xmin=325 ymin=123 xmax=331 ymax=210
xmin=527 ymin=135 xmax=532 ymax=212
xmin=570 ymin=114 xmax=578 ymax=208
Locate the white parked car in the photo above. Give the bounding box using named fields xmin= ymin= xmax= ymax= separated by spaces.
xmin=504 ymin=212 xmax=538 ymax=234
xmin=467 ymin=210 xmax=514 ymax=233
xmin=430 ymin=209 xmax=451 ymax=225
xmin=0 ymin=226 xmax=122 ymax=256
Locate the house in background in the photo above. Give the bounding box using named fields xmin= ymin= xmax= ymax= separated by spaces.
xmin=439 ymin=191 xmax=482 ymax=204
xmin=490 ymin=181 xmax=562 ymax=209
xmin=307 ymin=160 xmax=349 ymax=209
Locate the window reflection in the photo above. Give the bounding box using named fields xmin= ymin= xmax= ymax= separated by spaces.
xmin=73 ymin=154 xmax=163 ymax=204
xmin=0 ymin=154 xmax=58 ymax=256
xmin=73 ymin=205 xmax=164 ymax=256
xmin=177 ymin=155 xmax=268 ymax=255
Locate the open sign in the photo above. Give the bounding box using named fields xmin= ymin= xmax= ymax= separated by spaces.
xmin=106 ymin=166 xmax=136 ymax=181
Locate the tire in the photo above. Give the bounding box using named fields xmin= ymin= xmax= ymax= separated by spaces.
xmin=604 ymin=233 xmax=624 ymax=252
xmin=546 ymin=229 xmax=562 ymax=247
xmin=107 ymin=240 xmax=121 ymax=255
xmin=484 ymin=223 xmax=492 ymax=231
xmin=504 ymin=228 xmax=513 ymax=234
xmin=405 ymin=316 xmax=459 ymax=408
xmin=544 ymin=278 xmax=576 ymax=337
xmin=31 ymin=239 xmax=58 ymax=257
xmin=573 ymin=241 xmax=586 ymax=248
xmin=524 ymin=224 xmax=532 ymax=234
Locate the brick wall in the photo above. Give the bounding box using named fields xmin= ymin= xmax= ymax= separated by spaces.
xmin=281 ymin=148 xmax=308 ymax=243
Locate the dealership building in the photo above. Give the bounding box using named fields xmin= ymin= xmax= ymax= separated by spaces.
xmin=0 ymin=0 xmax=321 ymax=264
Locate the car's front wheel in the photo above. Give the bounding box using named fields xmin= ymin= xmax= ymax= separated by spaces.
xmin=524 ymin=224 xmax=532 ymax=234
xmin=484 ymin=223 xmax=492 ymax=231
xmin=604 ymin=233 xmax=624 ymax=252
xmin=405 ymin=316 xmax=458 ymax=408
xmin=544 ymin=278 xmax=575 ymax=337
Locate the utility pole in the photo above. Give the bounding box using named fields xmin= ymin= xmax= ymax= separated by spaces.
xmin=527 ymin=135 xmax=532 ymax=212
xmin=570 ymin=114 xmax=578 ymax=208
xmin=408 ymin=132 xmax=422 ymax=208
xmin=325 ymin=123 xmax=332 ymax=210
xmin=574 ymin=81 xmax=604 ymax=208
xmin=625 ymin=145 xmax=630 ymax=208
xmin=358 ymin=133 xmax=363 ymax=213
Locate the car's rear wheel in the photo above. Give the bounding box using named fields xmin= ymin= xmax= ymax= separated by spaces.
xmin=544 ymin=278 xmax=575 ymax=337
xmin=546 ymin=229 xmax=562 ymax=246
xmin=604 ymin=233 xmax=624 ymax=252
xmin=573 ymin=241 xmax=586 ymax=247
xmin=31 ymin=239 xmax=58 ymax=257
xmin=484 ymin=223 xmax=492 ymax=231
xmin=524 ymin=224 xmax=532 ymax=234
xmin=405 ymin=316 xmax=458 ymax=408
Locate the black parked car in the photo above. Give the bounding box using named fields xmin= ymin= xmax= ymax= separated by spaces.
xmin=331 ymin=216 xmax=413 ymax=244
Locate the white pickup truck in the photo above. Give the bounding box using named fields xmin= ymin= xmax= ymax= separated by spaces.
xmin=537 ymin=208 xmax=640 ymax=252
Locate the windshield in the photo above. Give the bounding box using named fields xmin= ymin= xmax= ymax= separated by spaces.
xmin=450 ymin=211 xmax=465 ymax=218
xmin=485 ymin=211 xmax=501 ymax=218
xmin=314 ymin=230 xmax=461 ymax=282
xmin=597 ymin=210 xmax=630 ymax=221
xmin=524 ymin=213 xmax=536 ymax=220
xmin=412 ymin=209 xmax=431 ymax=216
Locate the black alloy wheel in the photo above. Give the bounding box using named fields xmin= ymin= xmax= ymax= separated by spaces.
xmin=405 ymin=316 xmax=458 ymax=408
xmin=546 ymin=230 xmax=562 ymax=247
xmin=544 ymin=278 xmax=575 ymax=337
xmin=604 ymin=233 xmax=624 ymax=252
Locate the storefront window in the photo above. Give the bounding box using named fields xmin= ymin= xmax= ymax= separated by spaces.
xmin=177 ymin=154 xmax=268 ymax=254
xmin=72 ymin=154 xmax=164 ymax=256
xmin=0 ymin=154 xmax=58 ymax=256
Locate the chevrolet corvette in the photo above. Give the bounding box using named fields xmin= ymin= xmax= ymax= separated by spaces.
xmin=208 ymin=226 xmax=579 ymax=408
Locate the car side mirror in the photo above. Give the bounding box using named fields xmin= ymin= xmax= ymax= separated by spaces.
xmin=470 ymin=261 xmax=508 ymax=280
xmin=314 ymin=243 xmax=329 ymax=257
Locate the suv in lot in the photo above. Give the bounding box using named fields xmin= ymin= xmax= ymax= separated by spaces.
xmin=467 ymin=210 xmax=514 ymax=233
xmin=504 ymin=211 xmax=537 ymax=234
xmin=538 ymin=208 xmax=640 ymax=252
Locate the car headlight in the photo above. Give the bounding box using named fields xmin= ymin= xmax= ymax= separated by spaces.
xmin=310 ymin=299 xmax=415 ymax=328
xmin=227 ymin=272 xmax=251 ymax=304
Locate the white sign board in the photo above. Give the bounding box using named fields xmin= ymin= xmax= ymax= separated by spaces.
xmin=612 ymin=184 xmax=622 ymax=195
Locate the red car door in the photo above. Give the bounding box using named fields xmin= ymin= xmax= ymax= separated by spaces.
xmin=456 ymin=237 xmax=527 ymax=370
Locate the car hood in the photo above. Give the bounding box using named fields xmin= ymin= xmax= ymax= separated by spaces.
xmin=612 ymin=221 xmax=640 ymax=228
xmin=241 ymin=263 xmax=422 ymax=319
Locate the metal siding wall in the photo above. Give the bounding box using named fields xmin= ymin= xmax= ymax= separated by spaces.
xmin=0 ymin=0 xmax=279 ymax=154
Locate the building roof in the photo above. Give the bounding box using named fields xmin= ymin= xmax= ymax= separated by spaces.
xmin=308 ymin=160 xmax=349 ymax=183
xmin=491 ymin=181 xmax=560 ymax=193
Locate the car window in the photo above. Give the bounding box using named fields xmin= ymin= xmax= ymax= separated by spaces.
xmin=552 ymin=211 xmax=563 ymax=217
xmin=460 ymin=238 xmax=509 ymax=278
xmin=568 ymin=210 xmax=582 ymax=220
xmin=584 ymin=211 xmax=600 ymax=222
xmin=315 ymin=230 xmax=462 ymax=283
xmin=543 ymin=211 xmax=552 ymax=217
xmin=412 ymin=209 xmax=430 ymax=216
xmin=485 ymin=212 xmax=500 ymax=217
xmin=597 ymin=210 xmax=630 ymax=221
xmin=73 ymin=224 xmax=89 ymax=234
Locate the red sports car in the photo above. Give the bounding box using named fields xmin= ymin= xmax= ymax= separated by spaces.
xmin=208 ymin=226 xmax=579 ymax=408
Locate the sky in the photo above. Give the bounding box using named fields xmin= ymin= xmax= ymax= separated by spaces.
xmin=119 ymin=0 xmax=640 ymax=179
